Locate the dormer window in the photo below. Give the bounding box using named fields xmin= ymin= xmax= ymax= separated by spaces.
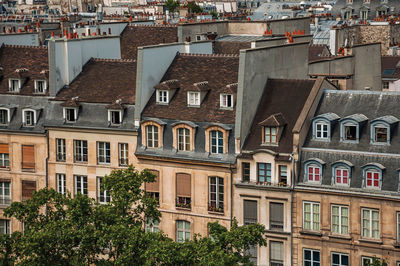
xmin=362 ymin=163 xmax=385 ymax=190
xmin=63 ymin=108 xmax=77 ymax=123
xmin=210 ymin=130 xmax=223 ymax=154
xmin=0 ymin=109 xmax=9 ymax=125
xmin=108 ymin=110 xmax=122 ymax=125
xmin=157 ymin=90 xmax=169 ymax=104
xmin=312 ymin=113 xmax=339 ymax=141
xmin=220 ymin=94 xmax=233 ymax=109
xmin=370 ymin=116 xmax=399 ymax=145
xmin=264 ymin=127 xmax=278 ymax=144
xmin=315 ymin=122 xmax=328 ymax=139
xmin=146 ymin=125 xmax=159 ymax=148
xmin=344 ymin=124 xmax=357 ymax=141
xmin=374 ymin=127 xmax=387 ymax=143
xmin=34 ymin=80 xmax=46 ymax=94
xmin=8 ymin=79 xmax=20 ymax=92
xmin=187 ymin=92 xmax=200 ymax=106
xmin=178 ymin=128 xmax=191 ymax=151
xmin=23 ymin=109 xmax=36 ymax=127
xmin=340 ymin=114 xmax=368 ymax=143
xmin=332 ymin=161 xmax=353 ymax=186
xmin=259 ymin=113 xmax=287 ymax=145
xmin=304 ymin=159 xmax=325 ymax=183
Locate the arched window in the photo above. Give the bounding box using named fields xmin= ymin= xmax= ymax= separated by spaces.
xmin=332 ymin=161 xmax=353 ymax=186
xmin=304 ymin=159 xmax=325 ymax=183
xmin=210 ymin=130 xmax=223 ymax=154
xmin=177 ymin=128 xmax=190 ymax=151
xmin=146 ymin=125 xmax=159 ymax=148
xmin=362 ymin=163 xmax=384 ymax=189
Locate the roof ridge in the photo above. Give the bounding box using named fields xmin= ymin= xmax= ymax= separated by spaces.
xmin=178 ymin=52 xmax=239 ymax=58
xmin=3 ymin=44 xmax=46 ymax=49
xmin=128 ymin=24 xmax=177 ymax=28
xmin=92 ymin=58 xmax=136 ymax=63
xmin=268 ymin=78 xmax=315 ymax=81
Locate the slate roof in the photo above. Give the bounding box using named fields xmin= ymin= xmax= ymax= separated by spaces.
xmin=120 ymin=25 xmax=178 ymax=60
xmin=141 ymin=53 xmax=240 ymax=124
xmin=308 ymin=44 xmax=331 ymax=62
xmin=0 ymin=45 xmax=49 ymax=96
xmin=331 ymin=0 xmax=400 ymax=19
xmin=55 ymin=58 xmax=136 ymax=105
xmin=381 ymin=56 xmax=400 ymax=80
xmin=300 ymin=90 xmax=400 ymax=193
xmin=242 ymin=79 xmax=316 ymax=154
xmin=213 ymin=41 xmax=251 ymax=54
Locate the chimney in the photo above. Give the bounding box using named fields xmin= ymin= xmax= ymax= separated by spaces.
xmin=108 ymin=28 xmax=111 ymax=34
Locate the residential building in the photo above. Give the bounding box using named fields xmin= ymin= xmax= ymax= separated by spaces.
xmin=381 ymin=55 xmax=400 ymax=91
xmin=331 ymin=0 xmax=400 ymax=20
xmin=294 ymin=90 xmax=400 ymax=265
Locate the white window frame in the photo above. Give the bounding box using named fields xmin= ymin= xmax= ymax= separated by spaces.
xmin=8 ymin=79 xmax=21 ymax=92
xmin=176 ymin=220 xmax=191 ymax=242
xmin=187 ymin=91 xmax=200 ymax=106
xmin=362 ymin=257 xmax=373 ymax=266
xmin=220 ymin=94 xmax=233 ymax=109
xmin=74 ymin=175 xmax=88 ymax=196
xmin=22 ymin=109 xmax=36 ymax=127
xmin=56 ymin=138 xmax=66 ymax=162
xmin=34 ymin=79 xmax=47 ymax=94
xmin=97 ymin=142 xmax=110 ymax=164
xmin=97 ymin=176 xmax=110 ymax=204
xmin=145 ymin=218 xmax=160 ymax=233
xmin=56 ymin=173 xmax=66 ymax=195
xmin=118 ymin=143 xmax=129 ymax=166
xmin=63 ymin=107 xmax=78 ymax=123
xmin=209 ymin=176 xmax=224 ymax=212
xmin=73 ymin=140 xmax=88 ymax=163
xmin=315 ymin=121 xmax=329 ymax=140
xmin=0 ymin=152 xmax=9 ymax=169
xmin=361 ymin=208 xmax=379 ymax=239
xmin=305 ymin=163 xmax=322 ymax=183
xmin=364 ymin=168 xmax=382 ymax=190
xmin=0 ymin=108 xmax=10 ymax=125
xmin=156 ymin=90 xmax=169 ymax=104
xmin=331 ymin=252 xmax=349 ymax=266
xmin=177 ymin=127 xmax=190 ymax=151
xmin=269 ymin=241 xmax=284 ymax=266
xmin=0 ymin=181 xmax=11 ymax=205
xmin=333 ymin=166 xmax=350 ymax=186
xmin=303 ymin=249 xmax=320 ymax=265
xmin=331 ymin=205 xmax=349 ymax=235
xmin=303 ymin=201 xmax=320 ymax=231
xmin=210 ymin=130 xmax=223 ymax=154
xmin=371 ymin=122 xmax=390 ymax=144
xmin=108 ymin=110 xmax=122 ymax=125
xmin=146 ymin=125 xmax=159 ymax=148
xmin=341 ymin=121 xmax=359 ymax=143
xmin=0 ymin=219 xmax=10 ymax=235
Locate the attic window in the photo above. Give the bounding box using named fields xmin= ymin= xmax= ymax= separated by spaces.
xmin=34 ymin=80 xmax=46 ymax=94
xmin=374 ymin=127 xmax=387 ymax=143
xmin=109 ymin=110 xmax=122 ymax=125
xmin=0 ymin=109 xmax=9 ymax=125
xmin=344 ymin=125 xmax=357 ymax=141
xmin=220 ymin=94 xmax=233 ymax=109
xmin=157 ymin=90 xmax=169 ymax=104
xmin=63 ymin=108 xmax=77 ymax=123
xmin=187 ymin=92 xmax=200 ymax=106
xmin=22 ymin=109 xmax=36 ymax=127
xmin=264 ymin=127 xmax=278 ymax=144
xmin=8 ymin=79 xmax=20 ymax=92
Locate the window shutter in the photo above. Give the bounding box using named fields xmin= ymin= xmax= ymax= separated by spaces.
xmin=145 ymin=170 xmax=160 ymax=192
xmin=244 ymin=200 xmax=257 ymax=224
xmin=270 ymin=202 xmax=284 ymax=225
xmin=22 ymin=180 xmax=36 ymax=200
xmin=0 ymin=144 xmax=8 ymax=154
xmin=22 ymin=145 xmax=35 ymax=169
xmin=270 ymin=241 xmax=283 ymax=261
xmin=176 ymin=173 xmax=191 ymax=197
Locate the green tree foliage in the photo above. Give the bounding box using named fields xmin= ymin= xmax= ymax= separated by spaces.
xmin=366 ymin=257 xmax=388 ymax=266
xmin=0 ymin=166 xmax=266 ymax=265
xmin=210 ymin=10 xmax=218 ymax=19
xmin=165 ymin=0 xmax=180 ymax=13
xmin=187 ymin=1 xmax=203 ymax=14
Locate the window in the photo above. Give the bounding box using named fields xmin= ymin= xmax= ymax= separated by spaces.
xmin=244 ymin=200 xmax=258 ymax=225
xmin=210 ymin=130 xmax=223 ymax=154
xmin=177 ymin=128 xmax=190 ymax=151
xmin=73 ymin=140 xmax=87 ymax=163
xmin=332 ymin=253 xmax=349 ymax=266
xmin=74 ymin=175 xmax=88 ymax=196
xmin=57 ymin=174 xmax=66 ymax=195
xmin=304 ymin=249 xmax=320 ymax=266
xmin=257 ymin=163 xmax=271 ymax=183
xmin=187 ymin=92 xmax=200 ymax=106
xmin=8 ymin=79 xmax=20 ymax=92
xmin=365 ymin=169 xmax=381 ymax=189
xmin=0 ymin=181 xmax=11 ymax=205
xmin=146 ymin=125 xmax=159 ymax=148
xmin=270 ymin=202 xmax=284 ymax=230
xmin=220 ymin=94 xmax=233 ymax=108
xmin=97 ymin=177 xmax=110 ymax=204
xmin=145 ymin=218 xmax=160 ymax=233
xmin=209 ymin=177 xmax=223 ymax=212
xmin=306 ymin=164 xmax=321 ymax=183
xmin=242 ymin=162 xmax=250 ymax=182
xmin=270 ymin=241 xmax=283 ymax=266
xmin=23 ymin=110 xmax=35 ymax=127
xmin=0 ymin=144 xmax=9 ymax=169
xmin=118 ymin=143 xmax=129 ymax=166
xmin=176 ymin=220 xmax=190 ymax=242
xmin=362 ymin=257 xmax=373 ymax=266
xmin=21 ymin=145 xmax=35 ymax=170
xmin=22 ymin=180 xmax=36 ymax=201
xmin=64 ymin=108 xmax=77 ymax=123
xmin=334 ymin=167 xmax=350 ymax=186
xmin=373 ymin=126 xmax=388 ymax=143
xmin=331 ymin=205 xmax=349 ymax=235
xmin=145 ymin=170 xmax=160 ymax=206
xmin=56 ymin=138 xmax=66 ymax=162
xmin=0 ymin=109 xmax=9 ymax=125
xmin=97 ymin=142 xmax=110 ymax=164
xmin=176 ymin=173 xmax=191 ymax=209
xmin=157 ymin=90 xmax=168 ymax=104
xmin=315 ymin=122 xmax=328 ymax=139
xmin=109 ymin=110 xmax=122 ymax=125
xmin=303 ymin=202 xmax=320 ymax=231
xmin=362 ymin=208 xmax=379 ymax=239
xmin=264 ymin=127 xmax=278 ymax=143
xmin=34 ymin=80 xmax=46 ymax=94
xmin=278 ymin=165 xmax=287 ymax=185
xmin=398 ymin=212 xmax=400 ymax=242
xmin=382 ymin=81 xmax=389 ymax=90
xmin=343 ymin=124 xmax=357 ymax=141
xmin=0 ymin=220 xmax=10 ymax=235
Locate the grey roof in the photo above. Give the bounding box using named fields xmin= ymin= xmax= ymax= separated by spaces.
xmin=331 ymin=0 xmax=400 ymax=19
xmin=314 ymin=112 xmax=340 ymax=121
xmin=215 ymin=35 xmax=269 ymax=42
xmin=340 ymin=113 xmax=368 ymax=123
xmin=372 ymin=115 xmax=399 ymax=125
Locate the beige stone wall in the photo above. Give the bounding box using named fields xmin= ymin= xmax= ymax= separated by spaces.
xmin=0 ymin=133 xmax=47 ymax=232
xmin=293 ymin=190 xmax=400 ymax=265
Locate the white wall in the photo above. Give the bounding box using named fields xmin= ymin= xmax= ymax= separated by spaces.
xmin=135 ymin=41 xmax=212 ymax=123
xmin=0 ymin=33 xmax=39 ymax=46
xmin=389 ymin=79 xmax=400 ymax=91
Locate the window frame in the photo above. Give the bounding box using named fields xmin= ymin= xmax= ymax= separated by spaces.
xmin=177 ymin=127 xmax=191 ymax=151
xmin=361 ymin=208 xmax=380 ymax=239
xmin=56 ymin=138 xmax=66 ymax=162
xmin=397 ymin=212 xmax=400 ymax=243
xmin=118 ymin=143 xmax=129 ymax=166
xmin=257 ymin=162 xmax=271 ymax=183
xmin=0 ymin=108 xmax=10 ymax=126
xmin=34 ymin=79 xmax=47 ymax=94
xmin=363 ymin=166 xmax=382 ymax=190
xmin=22 ymin=109 xmax=36 ymax=127
xmin=156 ymin=90 xmax=169 ymax=104
xmin=303 ymin=201 xmax=320 ymax=231
xmin=303 ymin=248 xmax=320 ymax=266
xmin=176 ymin=220 xmax=191 ymax=243
xmin=340 ymin=119 xmax=359 ymax=143
xmin=269 ymin=240 xmax=284 ymax=266
xmin=332 ymin=163 xmax=351 ymax=186
xmin=187 ymin=91 xmax=200 ymax=106
xmin=242 ymin=162 xmax=250 ymax=182
xmin=108 ymin=109 xmax=122 ymax=126
xmin=73 ymin=140 xmax=88 ymax=163
xmin=210 ymin=130 xmax=224 ymax=154
xmin=0 ymin=145 xmax=10 ymax=169
xmin=0 ymin=219 xmax=10 ymax=235
xmin=220 ymin=93 xmax=233 ymax=109
xmin=145 ymin=217 xmax=160 ymax=233
xmin=74 ymin=175 xmax=88 ymax=196
xmin=63 ymin=107 xmax=78 ymax=123
xmin=269 ymin=202 xmax=284 ymax=231
xmin=331 ymin=252 xmax=349 ymax=266
xmin=362 ymin=257 xmax=373 ymax=266
xmin=208 ymin=176 xmax=224 ymax=213
xmin=56 ymin=173 xmax=66 ymax=195
xmin=278 ymin=165 xmax=288 ymax=185
xmin=97 ymin=141 xmax=111 ymax=165
xmin=304 ymin=161 xmax=323 ymax=184
xmin=97 ymin=176 xmax=110 ymax=204
xmin=146 ymin=125 xmax=159 ymax=148
xmin=8 ymin=78 xmax=21 ymax=92
xmin=331 ymin=205 xmax=349 ymax=235
xmin=370 ymin=121 xmax=390 ymax=145
xmin=0 ymin=181 xmax=11 ymax=205
xmin=263 ymin=126 xmax=278 ymax=144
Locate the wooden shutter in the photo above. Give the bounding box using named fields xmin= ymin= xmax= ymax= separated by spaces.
xmin=0 ymin=144 xmax=8 ymax=154
xmin=145 ymin=170 xmax=159 ymax=192
xmin=176 ymin=173 xmax=191 ymax=197
xmin=244 ymin=200 xmax=257 ymax=224
xmin=22 ymin=145 xmax=35 ymax=169
xmin=22 ymin=180 xmax=36 ymax=200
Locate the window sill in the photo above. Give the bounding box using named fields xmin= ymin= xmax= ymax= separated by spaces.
xmin=300 ymin=230 xmax=322 ymax=237
xmin=21 ymin=168 xmax=35 ymax=172
xmin=0 ymin=167 xmax=10 ymax=171
xmin=208 ymin=211 xmax=225 ymax=216
xmin=329 ymin=234 xmax=352 ymax=240
xmin=358 ymin=238 xmax=382 ymax=244
xmin=176 ymin=206 xmax=191 ymax=211
xmin=266 ymin=229 xmax=290 ymax=235
xmin=74 ymin=161 xmax=88 ymax=165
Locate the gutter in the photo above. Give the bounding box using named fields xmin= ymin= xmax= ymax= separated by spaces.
xmin=46 ymin=129 xmax=49 ymax=188
xmin=290 ymin=153 xmax=295 ymax=266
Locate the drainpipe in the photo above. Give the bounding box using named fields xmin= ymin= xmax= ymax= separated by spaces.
xmin=290 ymin=153 xmax=295 ymax=266
xmin=46 ymin=130 xmax=49 ymax=188
xmin=230 ymin=163 xmax=233 ymax=227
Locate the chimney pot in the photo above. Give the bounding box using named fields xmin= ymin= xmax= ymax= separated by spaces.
xmin=108 ymin=28 xmax=111 ymax=34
